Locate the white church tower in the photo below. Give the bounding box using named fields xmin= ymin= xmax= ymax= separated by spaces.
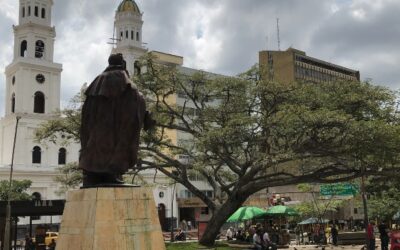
xmin=0 ymin=0 xmax=78 ymax=201
xmin=112 ymin=0 xmax=148 ymax=76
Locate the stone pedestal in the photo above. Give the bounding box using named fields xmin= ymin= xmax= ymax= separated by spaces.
xmin=56 ymin=187 xmax=166 ymax=250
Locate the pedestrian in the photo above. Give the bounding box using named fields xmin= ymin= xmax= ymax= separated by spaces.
xmin=187 ymin=220 xmax=192 ymax=230
xmin=226 ymin=227 xmax=234 ymax=240
xmin=331 ymin=224 xmax=338 ymax=246
xmin=367 ymin=221 xmax=376 ymax=250
xmin=378 ymin=221 xmax=389 ymax=250
xmin=48 ymin=239 xmax=56 ymax=250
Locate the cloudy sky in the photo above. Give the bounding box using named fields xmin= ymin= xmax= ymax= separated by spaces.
xmin=1 ymin=0 xmax=399 ymax=116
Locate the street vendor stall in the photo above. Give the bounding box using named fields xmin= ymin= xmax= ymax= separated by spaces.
xmin=262 ymin=205 xmax=300 ymax=246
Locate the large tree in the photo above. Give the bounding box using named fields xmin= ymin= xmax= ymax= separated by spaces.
xmin=36 ymin=56 xmax=400 ymax=246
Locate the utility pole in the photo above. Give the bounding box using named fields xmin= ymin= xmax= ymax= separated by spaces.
xmin=170 ymin=181 xmax=177 ymax=242
xmin=360 ymin=165 xmax=369 ymax=249
xmin=3 ymin=116 xmax=21 ymax=250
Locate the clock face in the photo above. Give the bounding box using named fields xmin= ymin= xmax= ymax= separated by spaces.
xmin=36 ymin=74 xmax=45 ymax=83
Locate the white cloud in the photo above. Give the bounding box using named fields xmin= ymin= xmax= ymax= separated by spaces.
xmin=0 ymin=0 xmax=399 ymax=116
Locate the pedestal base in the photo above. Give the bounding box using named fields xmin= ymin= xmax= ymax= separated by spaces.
xmin=56 ymin=187 xmax=166 ymax=250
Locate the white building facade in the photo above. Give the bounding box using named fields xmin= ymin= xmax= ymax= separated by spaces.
xmin=0 ymin=0 xmax=80 ymax=224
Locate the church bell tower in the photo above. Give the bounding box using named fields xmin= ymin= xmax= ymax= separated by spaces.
xmin=112 ymin=0 xmax=148 ymax=76
xmin=0 ymin=0 xmax=62 ymax=166
xmin=5 ymin=0 xmax=61 ymax=117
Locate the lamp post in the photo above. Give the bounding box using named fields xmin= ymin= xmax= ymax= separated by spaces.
xmin=360 ymin=165 xmax=369 ymax=249
xmin=3 ymin=116 xmax=21 ymax=250
xmin=170 ymin=180 xmax=177 ymax=242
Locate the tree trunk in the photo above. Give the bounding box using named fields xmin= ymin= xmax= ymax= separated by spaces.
xmin=199 ymin=197 xmax=246 ymax=246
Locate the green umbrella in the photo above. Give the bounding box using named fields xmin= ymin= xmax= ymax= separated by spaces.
xmin=227 ymin=206 xmax=266 ymax=222
xmin=264 ymin=205 xmax=299 ymax=216
xmin=298 ymin=217 xmax=329 ymax=225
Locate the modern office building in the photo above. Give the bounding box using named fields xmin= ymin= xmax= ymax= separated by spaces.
xmin=259 ymin=48 xmax=360 ymax=84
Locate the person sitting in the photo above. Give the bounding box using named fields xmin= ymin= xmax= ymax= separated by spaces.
xmin=226 ymin=227 xmax=234 ymax=240
xmin=253 ymin=229 xmax=263 ymax=250
xmin=174 ymin=229 xmax=186 ymax=241
xmin=262 ymin=230 xmax=277 ymax=250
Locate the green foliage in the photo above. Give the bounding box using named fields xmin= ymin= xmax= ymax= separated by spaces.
xmin=53 ymin=162 xmax=82 ymax=196
xmin=0 ymin=180 xmax=32 ymax=201
xmin=366 ymin=177 xmax=400 ymax=221
xmin=295 ymin=184 xmax=344 ymax=219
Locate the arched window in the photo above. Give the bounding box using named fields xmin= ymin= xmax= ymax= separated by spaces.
xmin=58 ymin=148 xmax=66 ymax=165
xmin=32 ymin=146 xmax=41 ymax=164
xmin=136 ymin=32 xmax=139 ymax=41
xmin=22 ymin=7 xmax=25 ymax=17
xmin=41 ymin=8 xmax=46 ymax=18
xmin=120 ymin=31 xmax=123 ymax=38
xmin=32 ymin=192 xmax=41 ymax=200
xmin=35 ymin=40 xmax=45 ymax=58
xmin=134 ymin=61 xmax=141 ymax=75
xmin=28 ymin=6 xmax=31 ymax=16
xmin=34 ymin=6 xmax=38 ymax=17
xmin=20 ymin=40 xmax=27 ymax=57
xmin=34 ymin=91 xmax=45 ymax=114
xmin=126 ymin=30 xmax=129 ymax=39
xmin=131 ymin=31 xmax=134 ymax=40
xmin=11 ymin=94 xmax=15 ymax=113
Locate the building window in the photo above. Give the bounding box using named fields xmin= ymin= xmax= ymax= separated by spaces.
xmin=126 ymin=30 xmax=129 ymax=39
xmin=200 ymin=207 xmax=209 ymax=215
xmin=34 ymin=6 xmax=38 ymax=17
xmin=353 ymin=208 xmax=358 ymax=214
xmin=20 ymin=40 xmax=27 ymax=57
xmin=131 ymin=30 xmax=134 ymax=40
xmin=11 ymin=94 xmax=15 ymax=113
xmin=35 ymin=40 xmax=45 ymax=58
xmin=120 ymin=31 xmax=123 ymax=38
xmin=136 ymin=32 xmax=139 ymax=41
xmin=22 ymin=7 xmax=25 ymax=17
xmin=159 ymin=192 xmax=164 ymax=198
xmin=32 ymin=146 xmax=41 ymax=164
xmin=28 ymin=6 xmax=31 ymax=16
xmin=12 ymin=76 xmax=15 ymax=85
xmin=58 ymin=148 xmax=66 ymax=165
xmin=34 ymin=91 xmax=45 ymax=114
xmin=32 ymin=192 xmax=41 ymax=200
xmin=41 ymin=8 xmax=46 ymax=18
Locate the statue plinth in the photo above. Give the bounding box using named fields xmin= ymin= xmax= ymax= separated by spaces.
xmin=56 ymin=187 xmax=166 ymax=250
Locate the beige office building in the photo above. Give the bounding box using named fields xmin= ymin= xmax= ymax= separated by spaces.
xmin=259 ymin=48 xmax=360 ymax=84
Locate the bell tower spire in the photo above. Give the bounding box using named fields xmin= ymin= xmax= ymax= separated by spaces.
xmin=112 ymin=0 xmax=148 ymax=76
xmin=5 ymin=0 xmax=61 ymax=117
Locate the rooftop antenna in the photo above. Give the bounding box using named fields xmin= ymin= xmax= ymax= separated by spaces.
xmin=276 ymin=18 xmax=281 ymax=51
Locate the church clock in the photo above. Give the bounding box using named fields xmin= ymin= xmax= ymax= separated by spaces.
xmin=36 ymin=74 xmax=45 ymax=83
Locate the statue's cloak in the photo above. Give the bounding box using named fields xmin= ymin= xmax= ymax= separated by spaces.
xmin=79 ymin=65 xmax=146 ymax=174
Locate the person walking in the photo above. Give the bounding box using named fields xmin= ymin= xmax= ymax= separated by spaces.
xmin=367 ymin=221 xmax=376 ymax=250
xmin=331 ymin=224 xmax=338 ymax=246
xmin=378 ymin=221 xmax=389 ymax=250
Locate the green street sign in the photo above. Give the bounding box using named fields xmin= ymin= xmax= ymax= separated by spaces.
xmin=320 ymin=183 xmax=359 ymax=196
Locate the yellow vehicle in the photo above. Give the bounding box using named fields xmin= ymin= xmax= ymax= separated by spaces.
xmin=32 ymin=232 xmax=59 ymax=246
xmin=45 ymin=232 xmax=58 ymax=246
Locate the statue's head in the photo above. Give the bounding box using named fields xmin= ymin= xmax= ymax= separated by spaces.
xmin=108 ymin=53 xmax=124 ymax=66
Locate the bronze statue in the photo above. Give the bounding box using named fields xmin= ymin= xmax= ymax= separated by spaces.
xmin=79 ymin=54 xmax=153 ymax=187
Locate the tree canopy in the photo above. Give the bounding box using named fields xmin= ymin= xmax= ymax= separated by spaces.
xmin=0 ymin=180 xmax=32 ymax=201
xmin=36 ymin=55 xmax=400 ymax=246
